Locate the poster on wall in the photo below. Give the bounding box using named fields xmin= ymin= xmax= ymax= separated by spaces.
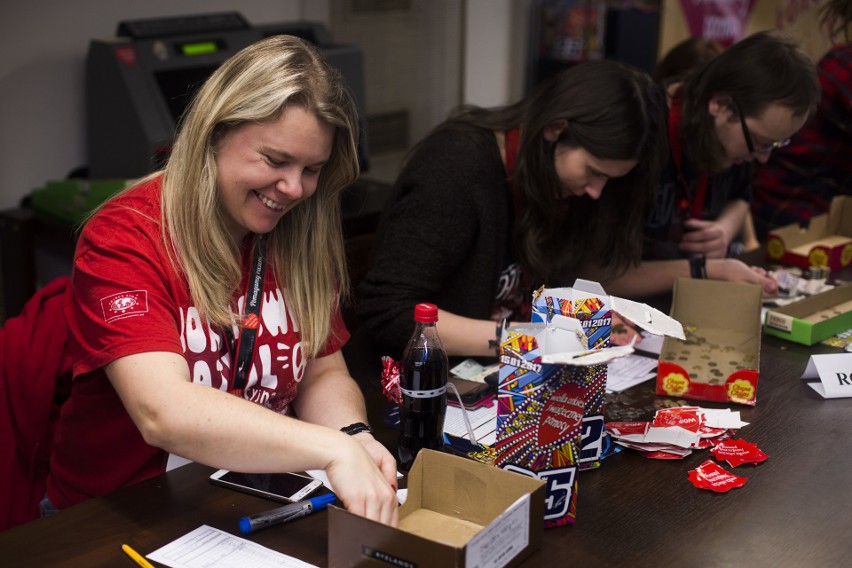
xmin=678 ymin=0 xmax=756 ymax=47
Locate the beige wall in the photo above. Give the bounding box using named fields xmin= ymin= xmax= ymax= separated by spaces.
xmin=658 ymin=0 xmax=831 ymax=64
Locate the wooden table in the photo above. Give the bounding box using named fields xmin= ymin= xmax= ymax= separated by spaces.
xmin=1 ymin=305 xmax=850 ymax=566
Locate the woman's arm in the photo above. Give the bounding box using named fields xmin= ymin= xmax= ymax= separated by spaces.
xmin=596 ymin=257 xmax=777 ymax=298
xmin=435 ymin=310 xmax=501 ymax=358
xmin=292 ymin=351 xmax=397 ymax=488
xmin=106 ymin=351 xmax=398 ymax=525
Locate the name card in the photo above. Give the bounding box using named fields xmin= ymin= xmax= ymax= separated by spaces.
xmin=802 ymin=353 xmax=852 ymax=398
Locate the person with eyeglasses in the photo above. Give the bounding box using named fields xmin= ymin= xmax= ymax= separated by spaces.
xmin=588 ymin=31 xmax=820 ymax=299
xmin=750 ymin=0 xmax=852 ymax=242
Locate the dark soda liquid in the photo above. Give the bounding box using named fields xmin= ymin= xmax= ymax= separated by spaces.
xmin=397 ymin=347 xmax=447 ymax=470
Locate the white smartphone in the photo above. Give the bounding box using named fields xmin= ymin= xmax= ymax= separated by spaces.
xmin=209 ymin=470 xmax=324 ymax=503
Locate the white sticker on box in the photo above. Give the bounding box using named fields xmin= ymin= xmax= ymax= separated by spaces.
xmin=765 ymin=311 xmax=794 ymax=332
xmin=465 ymin=493 xmax=530 ymax=568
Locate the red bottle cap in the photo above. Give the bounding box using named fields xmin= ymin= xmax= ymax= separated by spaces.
xmin=413 ymin=303 xmax=438 ymax=323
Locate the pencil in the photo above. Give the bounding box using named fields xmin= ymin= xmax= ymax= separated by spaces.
xmin=121 ymin=543 xmax=156 ymax=568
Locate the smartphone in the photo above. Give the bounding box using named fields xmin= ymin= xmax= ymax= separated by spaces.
xmin=447 ymin=377 xmax=494 ymax=407
xmin=209 ymin=470 xmax=323 ymax=503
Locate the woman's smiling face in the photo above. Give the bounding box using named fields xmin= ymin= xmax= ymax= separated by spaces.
xmin=215 ymin=105 xmax=334 ymax=243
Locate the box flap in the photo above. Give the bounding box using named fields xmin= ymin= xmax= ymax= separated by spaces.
xmin=827 ymin=195 xmax=852 ymax=237
xmin=405 ymin=450 xmax=544 ymax=527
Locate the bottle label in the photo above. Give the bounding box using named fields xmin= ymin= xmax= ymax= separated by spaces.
xmin=400 ymin=385 xmax=447 ymax=399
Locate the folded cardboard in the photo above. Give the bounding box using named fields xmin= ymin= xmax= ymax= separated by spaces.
xmin=328 ymin=449 xmax=545 ymax=568
xmin=656 ymin=278 xmax=762 ymax=406
xmin=764 ymin=284 xmax=852 ymax=346
xmin=765 ymin=195 xmax=852 ymax=270
xmin=496 ymin=281 xmax=683 ymax=527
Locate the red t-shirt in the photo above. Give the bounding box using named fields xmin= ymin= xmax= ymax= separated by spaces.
xmin=47 ymin=176 xmax=349 ymax=508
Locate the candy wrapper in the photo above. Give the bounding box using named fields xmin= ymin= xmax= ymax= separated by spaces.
xmin=688 ymin=460 xmax=747 ymax=492
xmin=607 ymin=406 xmax=747 ymax=459
xmin=711 ymin=439 xmax=768 ymax=467
xmin=381 ymin=356 xmax=402 ymax=405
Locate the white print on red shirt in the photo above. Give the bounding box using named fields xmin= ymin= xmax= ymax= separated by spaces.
xmin=178 ymin=287 xmax=304 ymax=413
xmin=100 ymin=290 xmax=149 ymax=322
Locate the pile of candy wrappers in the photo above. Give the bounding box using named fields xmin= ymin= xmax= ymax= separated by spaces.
xmin=607 ymin=406 xmax=768 ymax=492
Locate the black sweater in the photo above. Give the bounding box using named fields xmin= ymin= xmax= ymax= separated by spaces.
xmin=357 ymin=125 xmax=512 ymax=358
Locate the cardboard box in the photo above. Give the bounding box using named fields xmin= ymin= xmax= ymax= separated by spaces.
xmin=496 ymin=281 xmax=683 ymax=527
xmin=656 ymin=278 xmax=762 ymax=406
xmin=328 ymin=449 xmax=545 ymax=568
xmin=765 ymin=195 xmax=852 ymax=270
xmin=764 ymin=284 xmax=852 ymax=346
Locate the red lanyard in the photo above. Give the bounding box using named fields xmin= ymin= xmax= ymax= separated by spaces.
xmin=504 ymin=127 xmax=523 ymax=215
xmin=668 ymin=96 xmax=708 ymax=220
xmin=222 ymin=234 xmax=267 ymax=396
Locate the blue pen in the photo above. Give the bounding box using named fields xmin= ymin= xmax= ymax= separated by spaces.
xmin=239 ymin=493 xmax=336 ymax=535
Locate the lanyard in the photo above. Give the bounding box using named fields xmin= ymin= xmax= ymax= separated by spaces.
xmin=223 ymin=234 xmax=267 ymax=396
xmin=668 ymin=96 xmax=709 ymax=221
xmin=504 ymin=127 xmax=523 ymax=215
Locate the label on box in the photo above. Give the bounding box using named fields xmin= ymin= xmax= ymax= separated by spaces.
xmin=465 ymin=494 xmax=530 ymax=568
xmin=765 ymin=311 xmax=794 ymax=333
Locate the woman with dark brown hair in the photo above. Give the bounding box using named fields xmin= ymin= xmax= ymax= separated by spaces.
xmin=359 ymin=60 xmax=668 ymax=357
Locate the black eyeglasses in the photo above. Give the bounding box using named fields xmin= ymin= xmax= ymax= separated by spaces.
xmin=734 ymin=101 xmax=791 ymax=154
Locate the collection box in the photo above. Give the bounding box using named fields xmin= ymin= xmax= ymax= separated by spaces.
xmin=496 ymin=281 xmax=683 ymax=527
xmin=656 ymin=278 xmax=763 ymax=406
xmin=764 ymin=284 xmax=852 ymax=346
xmin=765 ymin=195 xmax=852 ymax=271
xmin=328 ymin=449 xmax=545 ymax=568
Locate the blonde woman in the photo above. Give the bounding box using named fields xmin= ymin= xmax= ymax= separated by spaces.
xmin=46 ymin=35 xmax=398 ymax=526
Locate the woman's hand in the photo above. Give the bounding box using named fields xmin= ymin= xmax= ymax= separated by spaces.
xmin=352 ymin=431 xmax=398 ymax=490
xmin=324 ymin=434 xmax=399 ymax=527
xmin=610 ymin=312 xmax=642 ymax=346
xmin=680 ymin=218 xmax=731 ymax=259
xmin=708 ymin=258 xmax=778 ymax=296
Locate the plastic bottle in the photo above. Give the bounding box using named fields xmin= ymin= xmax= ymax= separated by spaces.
xmin=397 ymin=303 xmax=448 ymax=470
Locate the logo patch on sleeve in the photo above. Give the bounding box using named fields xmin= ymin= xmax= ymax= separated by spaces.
xmin=101 ymin=290 xmax=149 ymax=322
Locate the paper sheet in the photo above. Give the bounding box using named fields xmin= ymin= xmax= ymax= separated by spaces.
xmin=445 ymin=404 xmax=497 ymax=445
xmin=605 ymin=353 xmax=659 ymax=392
xmin=147 ymin=525 xmax=318 ymax=568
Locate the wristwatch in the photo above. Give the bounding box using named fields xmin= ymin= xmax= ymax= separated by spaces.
xmin=340 ymin=422 xmax=372 ymax=436
xmin=689 ymin=255 xmax=707 ymax=279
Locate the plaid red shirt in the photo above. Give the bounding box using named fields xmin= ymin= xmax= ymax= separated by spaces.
xmin=751 ymin=43 xmax=852 ymax=241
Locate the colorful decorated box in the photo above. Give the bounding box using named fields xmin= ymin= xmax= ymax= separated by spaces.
xmin=657 ymin=278 xmax=762 ymax=406
xmin=496 ymin=281 xmax=683 ymax=527
xmin=765 ymin=195 xmax=852 ymax=271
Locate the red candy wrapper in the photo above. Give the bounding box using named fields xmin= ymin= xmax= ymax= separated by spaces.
xmin=711 ymin=439 xmax=768 ymax=467
xmin=380 ymin=356 xmax=402 ymax=405
xmin=688 ymin=460 xmax=747 ymax=492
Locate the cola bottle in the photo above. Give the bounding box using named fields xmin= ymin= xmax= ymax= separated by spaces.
xmin=397 ymin=303 xmax=448 ymax=470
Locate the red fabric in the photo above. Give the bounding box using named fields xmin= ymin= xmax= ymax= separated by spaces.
xmin=0 ymin=276 xmax=72 ymax=531
xmin=48 ymin=177 xmax=349 ymax=509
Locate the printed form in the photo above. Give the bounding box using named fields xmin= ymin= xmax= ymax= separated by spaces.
xmin=147 ymin=525 xmax=318 ymax=568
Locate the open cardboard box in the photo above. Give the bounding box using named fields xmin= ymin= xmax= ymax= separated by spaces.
xmin=764 ymin=284 xmax=852 ymax=346
xmin=656 ymin=278 xmax=762 ymax=406
xmin=765 ymin=195 xmax=852 ymax=270
xmin=328 ymin=449 xmax=545 ymax=568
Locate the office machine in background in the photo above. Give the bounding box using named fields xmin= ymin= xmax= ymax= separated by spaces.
xmin=86 ymin=12 xmax=368 ymax=180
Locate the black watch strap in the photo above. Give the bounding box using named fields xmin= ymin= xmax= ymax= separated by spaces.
xmin=340 ymin=422 xmax=372 ymax=436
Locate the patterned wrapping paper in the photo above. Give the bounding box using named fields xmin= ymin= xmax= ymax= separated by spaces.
xmin=531 ymin=286 xmax=611 ymax=473
xmin=495 ymin=285 xmax=612 ymax=528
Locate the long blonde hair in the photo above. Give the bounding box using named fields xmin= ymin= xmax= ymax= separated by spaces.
xmin=162 ymin=35 xmax=359 ymax=357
